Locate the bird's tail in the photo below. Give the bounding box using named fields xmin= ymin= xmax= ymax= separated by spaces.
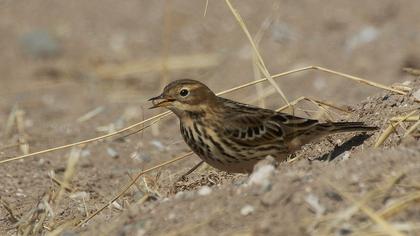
xmin=316 ymin=122 xmax=378 ymax=134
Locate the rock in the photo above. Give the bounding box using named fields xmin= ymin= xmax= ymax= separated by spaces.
xmin=20 ymin=30 xmax=60 ymax=58
xmin=413 ymin=89 xmax=420 ymax=101
xmin=304 ymin=194 xmax=325 ymax=217
xmin=150 ymin=140 xmax=165 ymax=151
xmin=130 ymin=151 xmax=151 ymax=163
xmin=106 ymin=147 xmax=119 ymax=159
xmin=240 ymin=204 xmax=255 ymax=216
xmin=197 ymin=186 xmax=212 ymax=196
xmin=248 ymin=157 xmax=276 ymax=192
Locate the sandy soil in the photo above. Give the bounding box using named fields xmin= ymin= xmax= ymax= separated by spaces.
xmin=0 ymin=1 xmax=419 ymax=235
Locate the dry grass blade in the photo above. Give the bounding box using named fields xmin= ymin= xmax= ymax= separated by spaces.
xmin=316 ymin=174 xmax=404 ymax=235
xmin=390 ymin=115 xmax=419 ymax=122
xmin=16 ymin=109 xmax=30 ymax=155
xmin=313 ymin=66 xmax=407 ymax=96
xmin=0 ymin=198 xmax=20 ymax=223
xmin=403 ymin=119 xmax=420 ymax=138
xmin=327 ymin=181 xmax=405 ymax=236
xmin=76 ymin=151 xmax=193 ymax=227
xmin=95 ymin=54 xmax=220 ymax=79
xmin=54 ymin=147 xmax=82 ymax=204
xmin=218 ymin=66 xmax=406 ymax=96
xmin=46 ymin=219 xmax=79 ymax=236
xmin=203 ymin=0 xmax=209 ymax=16
xmin=225 ymin=0 xmax=290 ymax=107
xmin=277 ymin=97 xmax=306 ymax=112
xmin=378 ymin=191 xmax=420 ymax=219
xmin=403 ymin=67 xmax=420 ymax=76
xmin=77 ymin=106 xmax=104 ymax=123
xmin=0 ymin=111 xmax=171 ymax=165
xmin=4 ymin=104 xmax=18 ymax=136
xmin=374 ymin=110 xmax=418 ymax=148
xmin=252 ymin=14 xmax=274 ymax=108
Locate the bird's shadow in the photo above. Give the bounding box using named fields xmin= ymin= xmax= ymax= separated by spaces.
xmin=317 ymin=133 xmax=373 ymax=162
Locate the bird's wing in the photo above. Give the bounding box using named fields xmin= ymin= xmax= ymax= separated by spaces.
xmin=222 ymin=108 xmax=320 ymax=146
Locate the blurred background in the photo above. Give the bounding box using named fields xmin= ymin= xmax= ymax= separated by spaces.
xmin=1 ymin=0 xmax=420 ymax=110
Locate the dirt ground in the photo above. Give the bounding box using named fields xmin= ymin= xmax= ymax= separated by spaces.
xmin=0 ymin=1 xmax=419 ymax=235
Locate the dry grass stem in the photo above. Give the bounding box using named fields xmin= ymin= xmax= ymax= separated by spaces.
xmin=403 ymin=67 xmax=420 ymax=76
xmin=95 ymin=53 xmax=221 ymax=79
xmin=403 ymin=119 xmax=420 ymax=138
xmin=252 ymin=15 xmax=274 ymax=108
xmin=0 ymin=111 xmax=171 ymax=164
xmin=0 ymin=198 xmax=20 ymax=223
xmin=4 ymin=104 xmax=18 ymax=137
xmin=316 ymin=174 xmax=404 ymax=235
xmin=54 ymin=147 xmax=82 ymax=204
xmin=374 ymin=110 xmax=418 ymax=147
xmin=203 ymin=0 xmax=209 ymax=16
xmin=77 ymin=106 xmax=104 ymax=123
xmin=390 ymin=115 xmax=419 ymax=122
xmin=327 ymin=181 xmax=405 ymax=236
xmin=225 ymin=0 xmax=290 ymax=108
xmin=15 ymin=109 xmax=30 ymax=155
xmin=378 ymin=191 xmax=420 ymax=219
xmin=76 ymin=151 xmax=194 ymax=227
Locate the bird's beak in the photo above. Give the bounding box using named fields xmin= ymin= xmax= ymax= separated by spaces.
xmin=148 ymin=94 xmax=174 ymax=109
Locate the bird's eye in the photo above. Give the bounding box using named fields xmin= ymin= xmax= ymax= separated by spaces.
xmin=179 ymin=89 xmax=189 ymax=97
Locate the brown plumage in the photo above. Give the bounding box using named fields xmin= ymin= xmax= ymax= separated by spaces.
xmin=149 ymin=79 xmax=377 ymax=173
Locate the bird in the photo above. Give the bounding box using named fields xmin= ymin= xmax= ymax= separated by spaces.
xmin=149 ymin=79 xmax=377 ymax=173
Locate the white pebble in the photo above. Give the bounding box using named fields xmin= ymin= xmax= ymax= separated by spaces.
xmin=305 ymin=194 xmax=325 ymax=217
xmin=248 ymin=165 xmax=275 ymax=186
xmin=150 ymin=140 xmax=165 ymax=151
xmin=346 ymin=26 xmax=379 ymax=51
xmin=240 ymin=204 xmax=255 ymax=216
xmin=106 ymin=147 xmax=119 ymax=158
xmin=197 ymin=186 xmax=212 ymax=196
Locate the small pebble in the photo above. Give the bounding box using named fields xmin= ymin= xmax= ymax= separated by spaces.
xmin=248 ymin=164 xmax=275 ymax=189
xmin=150 ymin=140 xmax=165 ymax=151
xmin=304 ymin=194 xmax=325 ymax=217
xmin=346 ymin=26 xmax=379 ymax=51
xmin=107 ymin=147 xmax=119 ymax=158
xmin=240 ymin=204 xmax=255 ymax=216
xmin=197 ymin=186 xmax=212 ymax=196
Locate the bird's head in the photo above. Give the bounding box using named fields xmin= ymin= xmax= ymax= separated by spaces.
xmin=149 ymin=79 xmax=217 ymax=116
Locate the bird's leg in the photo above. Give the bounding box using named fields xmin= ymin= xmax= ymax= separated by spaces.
xmin=177 ymin=161 xmax=205 ymax=181
xmin=177 ymin=161 xmax=204 ymax=181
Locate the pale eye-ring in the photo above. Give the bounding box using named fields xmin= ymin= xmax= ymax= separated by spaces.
xmin=179 ymin=89 xmax=189 ymax=97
